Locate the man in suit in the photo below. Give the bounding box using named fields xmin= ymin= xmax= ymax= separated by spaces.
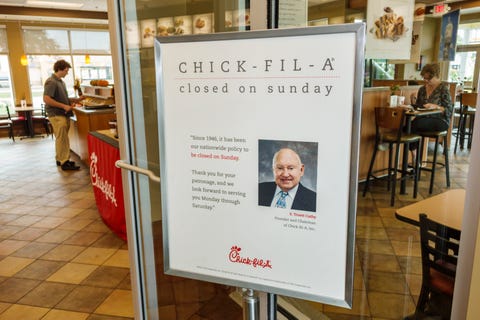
xmin=258 ymin=148 xmax=316 ymax=212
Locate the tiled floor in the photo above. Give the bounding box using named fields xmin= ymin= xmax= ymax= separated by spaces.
xmin=0 ymin=135 xmax=471 ymax=320
xmin=0 ymin=137 xmax=133 ymax=320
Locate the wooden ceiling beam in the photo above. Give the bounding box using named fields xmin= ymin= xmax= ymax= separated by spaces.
xmin=0 ymin=6 xmax=107 ymax=20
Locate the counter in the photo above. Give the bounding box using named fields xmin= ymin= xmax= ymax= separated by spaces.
xmin=359 ymin=86 xmax=419 ymax=180
xmin=88 ymin=129 xmax=126 ymax=240
xmin=69 ymin=106 xmax=116 ymax=164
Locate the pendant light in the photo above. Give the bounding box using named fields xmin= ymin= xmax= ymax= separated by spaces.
xmin=84 ymin=24 xmax=90 ymax=64
xmin=19 ymin=21 xmax=28 ymax=66
xmin=20 ymin=54 xmax=28 ymax=66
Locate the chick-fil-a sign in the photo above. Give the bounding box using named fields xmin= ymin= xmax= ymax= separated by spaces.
xmin=228 ymin=246 xmax=272 ymax=269
xmin=157 ymin=25 xmax=363 ymax=307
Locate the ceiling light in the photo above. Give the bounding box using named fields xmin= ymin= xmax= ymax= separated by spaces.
xmin=25 ymin=0 xmax=84 ymax=9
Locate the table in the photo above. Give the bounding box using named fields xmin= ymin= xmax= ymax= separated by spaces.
xmin=14 ymin=106 xmax=43 ymax=139
xmin=395 ymin=189 xmax=465 ymax=230
xmin=399 ymin=108 xmax=442 ymax=194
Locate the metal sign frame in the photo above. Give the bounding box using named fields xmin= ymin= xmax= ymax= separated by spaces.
xmin=155 ymin=24 xmax=365 ymax=308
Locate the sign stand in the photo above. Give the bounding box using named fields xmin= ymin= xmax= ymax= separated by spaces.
xmin=267 ymin=293 xmax=277 ymax=320
xmin=242 ymin=288 xmax=259 ymax=320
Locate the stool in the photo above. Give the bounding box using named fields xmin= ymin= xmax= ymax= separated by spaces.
xmin=418 ymin=131 xmax=450 ymax=194
xmin=32 ymin=104 xmax=53 ymax=139
xmin=454 ymin=92 xmax=477 ymax=153
xmin=363 ymin=107 xmax=422 ymax=206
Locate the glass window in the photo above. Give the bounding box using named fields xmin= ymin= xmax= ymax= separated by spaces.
xmin=373 ymin=59 xmax=395 ymax=79
xmin=0 ymin=29 xmax=13 ymax=106
xmin=22 ymin=28 xmax=113 ymax=106
xmin=72 ymin=55 xmax=113 ymax=86
xmin=0 ymin=27 xmax=7 ymax=53
xmin=363 ymin=59 xmax=395 ymax=86
xmin=448 ymin=51 xmax=476 ymax=85
xmin=26 ymin=54 xmax=114 ymax=106
xmin=0 ymin=54 xmax=14 ymax=107
xmin=23 ymin=29 xmax=70 ymax=54
xmin=70 ymin=30 xmax=111 ymax=54
xmin=457 ymin=22 xmax=480 ymax=45
xmin=26 ymin=55 xmax=73 ymax=106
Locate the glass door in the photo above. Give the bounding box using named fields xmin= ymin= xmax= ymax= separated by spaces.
xmin=109 ymin=0 xmax=253 ymax=318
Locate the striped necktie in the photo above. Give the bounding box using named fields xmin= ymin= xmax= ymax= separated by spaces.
xmin=275 ymin=191 xmax=288 ymax=208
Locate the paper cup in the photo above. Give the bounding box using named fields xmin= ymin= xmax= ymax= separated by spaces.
xmin=389 ymin=95 xmax=398 ymax=107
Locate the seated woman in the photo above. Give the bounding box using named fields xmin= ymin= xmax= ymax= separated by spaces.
xmin=412 ymin=63 xmax=453 ymax=133
xmin=410 ymin=63 xmax=453 ymax=149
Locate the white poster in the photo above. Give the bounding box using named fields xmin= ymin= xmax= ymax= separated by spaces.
xmin=366 ymin=0 xmax=414 ymax=59
xmin=410 ymin=21 xmax=422 ymax=62
xmin=155 ymin=25 xmax=364 ymax=306
xmin=279 ymin=0 xmax=308 ymax=28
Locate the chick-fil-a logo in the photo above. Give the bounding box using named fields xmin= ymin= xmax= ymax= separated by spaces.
xmin=90 ymin=152 xmax=117 ymax=207
xmin=228 ymin=246 xmax=272 ymax=269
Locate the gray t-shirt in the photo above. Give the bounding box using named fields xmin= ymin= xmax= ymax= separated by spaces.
xmin=44 ymin=73 xmax=70 ymax=117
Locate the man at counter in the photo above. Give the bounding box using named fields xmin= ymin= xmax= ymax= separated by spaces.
xmin=44 ymin=59 xmax=84 ymax=171
xmin=258 ymin=148 xmax=317 ymax=212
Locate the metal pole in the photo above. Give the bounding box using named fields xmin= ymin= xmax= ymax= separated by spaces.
xmin=267 ymin=293 xmax=277 ymax=320
xmin=267 ymin=0 xmax=278 ymax=29
xmin=242 ymin=288 xmax=259 ymax=320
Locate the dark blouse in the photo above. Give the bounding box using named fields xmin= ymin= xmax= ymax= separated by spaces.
xmin=416 ymin=83 xmax=453 ymax=125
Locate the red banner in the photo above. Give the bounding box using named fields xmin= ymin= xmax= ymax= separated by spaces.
xmin=88 ymin=133 xmax=126 ymax=241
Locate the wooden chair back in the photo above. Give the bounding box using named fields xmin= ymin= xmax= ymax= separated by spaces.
xmin=419 ymin=213 xmax=460 ymax=292
xmin=375 ymin=107 xmax=406 ymax=140
xmin=0 ymin=104 xmax=14 ymax=141
xmin=0 ymin=103 xmax=11 ymax=120
xmin=460 ymin=92 xmax=478 ymax=108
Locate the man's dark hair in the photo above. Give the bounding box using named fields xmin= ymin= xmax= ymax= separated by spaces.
xmin=53 ymin=59 xmax=72 ymax=72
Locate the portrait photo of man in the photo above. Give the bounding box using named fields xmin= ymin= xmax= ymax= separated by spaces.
xmin=258 ymin=140 xmax=318 ymax=212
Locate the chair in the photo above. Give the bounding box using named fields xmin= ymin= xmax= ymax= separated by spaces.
xmin=0 ymin=103 xmax=15 ymax=142
xmin=418 ymin=130 xmax=450 ymax=194
xmin=412 ymin=213 xmax=460 ymax=320
xmin=363 ymin=107 xmax=421 ymax=206
xmin=454 ymin=92 xmax=477 ymax=153
xmin=32 ymin=104 xmax=53 ymax=138
xmin=9 ymin=106 xmax=26 ymax=135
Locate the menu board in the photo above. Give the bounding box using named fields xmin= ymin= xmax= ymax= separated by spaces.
xmin=174 ymin=16 xmax=193 ymax=35
xmin=140 ymin=19 xmax=156 ymax=48
xmin=155 ymin=25 xmax=365 ymax=306
xmin=192 ymin=13 xmax=213 ymax=34
xmin=157 ymin=17 xmax=175 ymax=37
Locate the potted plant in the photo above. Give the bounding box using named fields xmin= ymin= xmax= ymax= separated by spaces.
xmin=390 ymin=84 xmax=401 ymax=96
